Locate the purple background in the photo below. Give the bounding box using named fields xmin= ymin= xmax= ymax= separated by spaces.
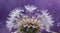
xmin=0 ymin=0 xmax=60 ymax=33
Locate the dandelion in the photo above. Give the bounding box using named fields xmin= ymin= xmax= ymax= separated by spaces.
xmin=6 ymin=5 xmax=54 ymax=33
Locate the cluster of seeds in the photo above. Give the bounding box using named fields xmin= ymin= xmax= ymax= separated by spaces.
xmin=18 ymin=18 xmax=41 ymax=33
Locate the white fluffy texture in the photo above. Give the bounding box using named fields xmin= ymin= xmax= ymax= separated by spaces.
xmin=24 ymin=5 xmax=37 ymax=12
xmin=39 ymin=9 xmax=54 ymax=32
xmin=6 ymin=6 xmax=54 ymax=33
xmin=6 ymin=9 xmax=22 ymax=31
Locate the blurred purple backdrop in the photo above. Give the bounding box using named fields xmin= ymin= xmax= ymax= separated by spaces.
xmin=0 ymin=0 xmax=60 ymax=33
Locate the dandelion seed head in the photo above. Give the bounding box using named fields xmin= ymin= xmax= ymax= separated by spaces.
xmin=6 ymin=5 xmax=54 ymax=33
